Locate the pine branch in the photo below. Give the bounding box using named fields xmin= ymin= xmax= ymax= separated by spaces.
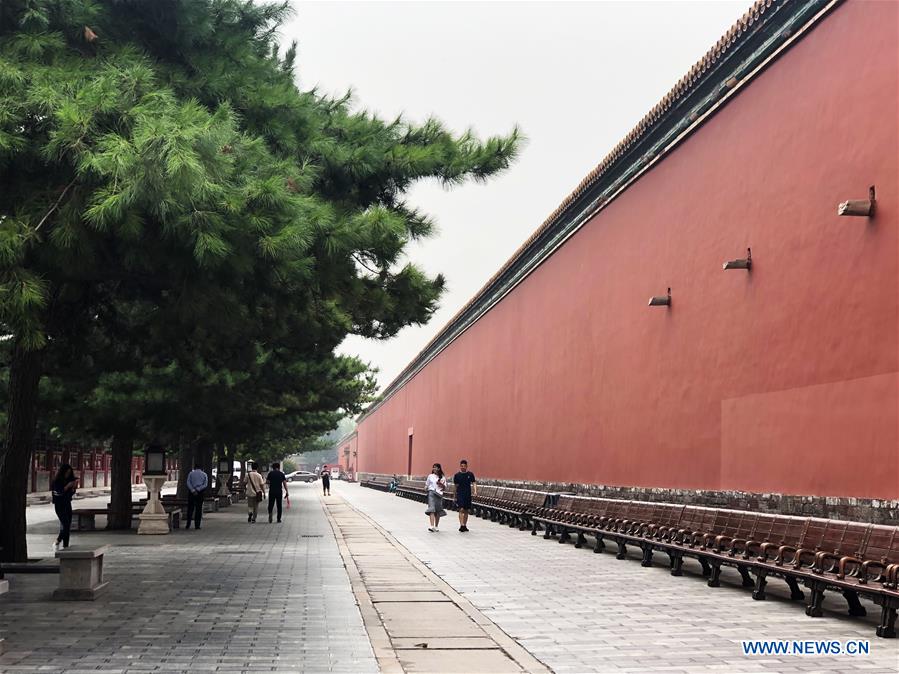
xmin=34 ymin=178 xmax=77 ymax=233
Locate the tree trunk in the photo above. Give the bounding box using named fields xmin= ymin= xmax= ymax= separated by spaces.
xmin=223 ymin=443 xmax=235 ymax=491
xmin=196 ymin=437 xmax=214 ymax=489
xmin=108 ymin=432 xmax=135 ymax=529
xmin=215 ymin=441 xmax=227 ymax=492
xmin=176 ymin=443 xmax=193 ymax=499
xmin=0 ymin=341 xmax=43 ymax=562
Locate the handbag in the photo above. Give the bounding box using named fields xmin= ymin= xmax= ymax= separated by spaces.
xmin=255 ymin=491 xmax=263 ymax=504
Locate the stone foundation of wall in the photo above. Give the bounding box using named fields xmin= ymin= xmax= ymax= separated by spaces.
xmin=357 ymin=473 xmax=899 ymax=524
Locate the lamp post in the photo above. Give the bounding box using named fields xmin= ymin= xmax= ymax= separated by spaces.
xmin=138 ymin=445 xmax=169 ymax=535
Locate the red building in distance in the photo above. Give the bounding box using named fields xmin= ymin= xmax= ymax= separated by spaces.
xmin=354 ymin=0 xmax=899 ymax=506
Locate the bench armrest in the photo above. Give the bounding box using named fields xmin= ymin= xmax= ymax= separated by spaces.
xmin=772 ymin=544 xmax=797 ymax=564
xmin=790 ymin=547 xmax=817 ymax=569
xmin=709 ymin=534 xmax=733 ymax=550
xmin=813 ymin=550 xmax=844 ymax=573
xmin=885 ymin=563 xmax=899 ymax=588
xmin=836 ymin=555 xmax=863 ymax=580
xmin=860 ymin=559 xmax=887 ymax=584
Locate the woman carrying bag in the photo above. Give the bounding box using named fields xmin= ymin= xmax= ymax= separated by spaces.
xmin=245 ymin=462 xmax=266 ymax=523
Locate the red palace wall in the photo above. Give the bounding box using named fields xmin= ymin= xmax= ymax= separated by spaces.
xmin=357 ymin=1 xmax=899 ymax=499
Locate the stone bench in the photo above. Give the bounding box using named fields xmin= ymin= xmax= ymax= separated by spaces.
xmin=53 ymin=545 xmax=109 ymax=600
xmin=0 ymin=545 xmax=7 ymax=597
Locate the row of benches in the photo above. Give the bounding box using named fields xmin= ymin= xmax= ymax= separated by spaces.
xmin=368 ymin=478 xmax=899 ymax=638
xmin=71 ymin=493 xmax=233 ymax=531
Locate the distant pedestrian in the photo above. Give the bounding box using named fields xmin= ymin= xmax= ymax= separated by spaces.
xmin=185 ymin=463 xmax=208 ymax=530
xmin=425 ymin=463 xmax=447 ymax=532
xmin=266 ymin=462 xmax=289 ymax=523
xmin=245 ymin=462 xmax=266 ymax=523
xmin=321 ymin=465 xmax=331 ymax=496
xmin=51 ymin=463 xmax=78 ymax=551
xmin=453 ymin=459 xmax=477 ymax=533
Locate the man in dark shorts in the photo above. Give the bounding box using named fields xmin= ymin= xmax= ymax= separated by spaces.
xmin=266 ymin=462 xmax=289 ymax=523
xmin=453 ymin=459 xmax=476 ymax=532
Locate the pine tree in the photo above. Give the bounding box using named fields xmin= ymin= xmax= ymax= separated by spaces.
xmin=0 ymin=0 xmax=520 ymax=560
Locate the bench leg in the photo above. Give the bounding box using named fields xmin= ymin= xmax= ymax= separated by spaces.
xmin=670 ymin=553 xmax=683 ymax=576
xmin=593 ymin=535 xmax=604 ymax=553
xmin=843 ymin=590 xmax=866 ymax=617
xmin=805 ymin=581 xmax=825 ymax=617
xmin=559 ymin=528 xmax=571 ymax=544
xmin=707 ymin=562 xmax=722 ymax=587
xmin=738 ymin=565 xmax=754 ymax=588
xmin=751 ymin=570 xmax=767 ymax=600
xmin=531 ymin=520 xmax=539 ymax=535
xmin=876 ymin=605 xmax=897 ymax=638
xmin=785 ymin=576 xmax=805 ymax=600
xmin=698 ymin=558 xmax=712 ymax=577
xmin=616 ymin=541 xmax=627 ymax=560
xmin=543 ymin=523 xmax=554 ymax=539
xmin=519 ymin=517 xmax=530 ymax=531
xmin=574 ymin=532 xmax=586 ymax=549
xmin=640 ymin=545 xmax=653 ymax=567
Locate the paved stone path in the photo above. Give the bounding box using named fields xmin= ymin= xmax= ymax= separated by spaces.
xmin=1 ymin=484 xmax=377 ymax=674
xmin=339 ymin=483 xmax=899 ymax=674
xmin=324 ymin=497 xmax=548 ymax=673
xmin=4 ymin=480 xmax=899 ymax=673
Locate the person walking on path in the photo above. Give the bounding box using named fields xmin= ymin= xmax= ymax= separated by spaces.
xmin=453 ymin=459 xmax=477 ymax=532
xmin=321 ymin=465 xmax=331 ymax=496
xmin=425 ymin=463 xmax=447 ymax=532
xmin=245 ymin=462 xmax=265 ymax=523
xmin=266 ymin=462 xmax=289 ymax=523
xmin=51 ymin=464 xmax=78 ymax=551
xmin=185 ymin=463 xmax=208 ymax=530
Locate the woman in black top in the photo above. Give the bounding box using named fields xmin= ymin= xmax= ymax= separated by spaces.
xmin=321 ymin=465 xmax=331 ymax=496
xmin=51 ymin=463 xmax=78 ymax=550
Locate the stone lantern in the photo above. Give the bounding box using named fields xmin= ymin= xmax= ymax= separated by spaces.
xmin=138 ymin=444 xmax=169 ymax=535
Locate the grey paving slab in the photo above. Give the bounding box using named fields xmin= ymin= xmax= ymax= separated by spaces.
xmin=0 ymin=485 xmax=377 ymax=674
xmin=399 ymin=648 xmax=523 ymax=673
xmin=339 ymin=483 xmax=899 ymax=674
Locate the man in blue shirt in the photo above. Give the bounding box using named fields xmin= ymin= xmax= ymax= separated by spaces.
xmin=185 ymin=463 xmax=209 ymax=530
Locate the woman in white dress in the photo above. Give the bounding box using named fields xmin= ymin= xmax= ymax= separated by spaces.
xmin=425 ymin=463 xmax=447 ymax=532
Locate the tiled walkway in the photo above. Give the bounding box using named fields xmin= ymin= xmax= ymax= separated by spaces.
xmin=4 ymin=480 xmax=899 ymax=673
xmin=1 ymin=484 xmax=377 ymax=674
xmin=339 ymin=483 xmax=899 ymax=674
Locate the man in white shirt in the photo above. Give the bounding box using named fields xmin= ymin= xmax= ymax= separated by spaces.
xmin=244 ymin=462 xmax=266 ymax=523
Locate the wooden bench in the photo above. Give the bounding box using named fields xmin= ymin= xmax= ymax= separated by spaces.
xmin=73 ymin=507 xmax=180 ymax=531
xmin=157 ymin=495 xmax=219 ymax=512
xmin=531 ymin=495 xmax=899 ymax=638
xmin=361 ymin=475 xmax=394 ymax=491
xmin=395 ymin=479 xmax=428 ymax=502
xmin=472 ymin=487 xmax=549 ymax=530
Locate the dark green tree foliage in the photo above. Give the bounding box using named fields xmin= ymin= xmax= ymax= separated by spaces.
xmin=0 ymin=0 xmax=520 ymax=560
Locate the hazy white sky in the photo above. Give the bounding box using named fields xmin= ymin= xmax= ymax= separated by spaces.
xmin=283 ymin=1 xmax=749 ymax=392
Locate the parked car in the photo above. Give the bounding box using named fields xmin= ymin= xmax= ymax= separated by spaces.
xmin=285 ymin=470 xmax=318 ymax=483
